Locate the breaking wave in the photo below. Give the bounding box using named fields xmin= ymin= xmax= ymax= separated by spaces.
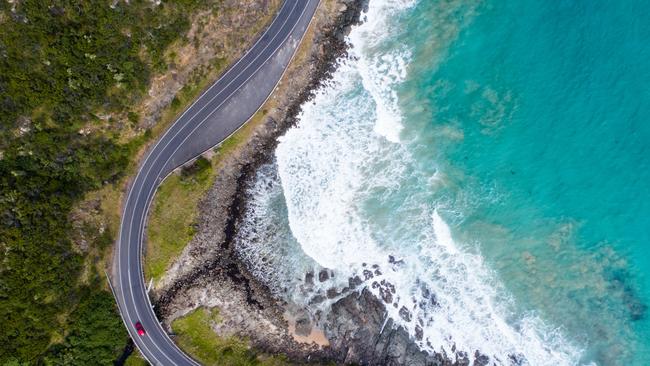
xmin=237 ymin=0 xmax=594 ymax=364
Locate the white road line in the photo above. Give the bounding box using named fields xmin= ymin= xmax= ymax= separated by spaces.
xmin=116 ymin=1 xmax=320 ymax=364
xmin=130 ymin=0 xmax=299 ymax=211
xmin=132 ymin=0 xmax=292 ymax=178
xmin=123 ymin=4 xmax=301 ymax=365
xmin=127 ymin=6 xmax=305 ymax=365
xmin=105 ymin=273 xmax=162 ymax=366
xmin=119 ymin=2 xmax=303 ymax=364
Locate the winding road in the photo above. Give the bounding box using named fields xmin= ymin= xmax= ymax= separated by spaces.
xmin=111 ymin=1 xmax=320 ymax=364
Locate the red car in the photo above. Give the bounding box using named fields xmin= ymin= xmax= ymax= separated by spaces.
xmin=135 ymin=321 xmax=146 ymax=336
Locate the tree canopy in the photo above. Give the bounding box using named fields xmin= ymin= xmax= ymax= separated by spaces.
xmin=0 ymin=0 xmax=204 ymax=363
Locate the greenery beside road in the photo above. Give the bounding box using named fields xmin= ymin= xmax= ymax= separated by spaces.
xmin=0 ymin=0 xmax=207 ymax=363
xmin=41 ymin=283 xmax=129 ymax=366
xmin=124 ymin=351 xmax=149 ymax=366
xmin=146 ymin=157 xmax=215 ymax=282
xmin=171 ymin=307 xmax=289 ymax=366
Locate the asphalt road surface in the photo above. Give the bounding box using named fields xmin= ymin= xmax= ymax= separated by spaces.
xmin=112 ymin=1 xmax=320 ymax=364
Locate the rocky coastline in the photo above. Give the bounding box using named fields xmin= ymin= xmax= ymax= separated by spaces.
xmin=150 ymin=1 xmax=481 ymax=365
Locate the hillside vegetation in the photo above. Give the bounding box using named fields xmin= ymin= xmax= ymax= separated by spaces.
xmin=0 ymin=0 xmax=207 ymax=363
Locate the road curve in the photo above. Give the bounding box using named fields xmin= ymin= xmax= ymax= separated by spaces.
xmin=112 ymin=1 xmax=320 ymax=364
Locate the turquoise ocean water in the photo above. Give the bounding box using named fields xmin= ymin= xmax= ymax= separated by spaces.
xmin=237 ymin=1 xmax=650 ymax=364
xmin=399 ymin=0 xmax=650 ymax=364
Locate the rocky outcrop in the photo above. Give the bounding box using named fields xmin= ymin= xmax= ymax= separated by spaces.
xmin=325 ymin=289 xmax=478 ymax=366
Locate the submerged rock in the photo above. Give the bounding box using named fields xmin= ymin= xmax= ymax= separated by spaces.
xmin=348 ymin=275 xmax=363 ymax=289
xmin=294 ymin=317 xmax=313 ymax=337
xmin=305 ymin=271 xmax=315 ymax=286
xmin=319 ymin=269 xmax=330 ymax=282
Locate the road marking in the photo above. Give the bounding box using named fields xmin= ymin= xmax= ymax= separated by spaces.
xmin=132 ymin=0 xmax=293 ymax=178
xmin=119 ymin=2 xmax=303 ymax=364
xmin=124 ymin=4 xmax=302 ymax=365
xmin=115 ymin=1 xmax=320 ymax=364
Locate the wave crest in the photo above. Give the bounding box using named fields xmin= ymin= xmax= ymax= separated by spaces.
xmin=272 ymin=0 xmax=584 ymax=364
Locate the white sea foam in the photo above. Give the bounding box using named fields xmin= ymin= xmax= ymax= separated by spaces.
xmin=276 ymin=60 xmax=386 ymax=271
xmin=348 ymin=0 xmax=415 ymax=143
xmin=234 ymin=163 xmax=313 ymax=295
xmin=271 ymin=0 xmax=585 ymax=364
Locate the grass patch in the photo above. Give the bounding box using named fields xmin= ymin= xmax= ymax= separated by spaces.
xmin=171 ymin=307 xmax=288 ymax=366
xmin=145 ymin=157 xmax=215 ymax=281
xmin=124 ymin=350 xmax=149 ymax=366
